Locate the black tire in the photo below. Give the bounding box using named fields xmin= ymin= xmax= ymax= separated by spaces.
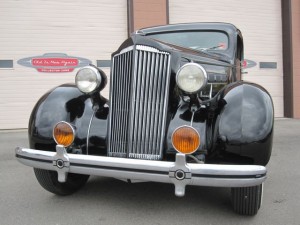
xmin=34 ymin=168 xmax=89 ymax=195
xmin=231 ymin=184 xmax=263 ymax=215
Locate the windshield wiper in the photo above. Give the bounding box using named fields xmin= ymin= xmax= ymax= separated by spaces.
xmin=194 ymin=45 xmax=224 ymax=51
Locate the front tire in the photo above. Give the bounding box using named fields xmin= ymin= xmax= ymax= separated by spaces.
xmin=231 ymin=184 xmax=263 ymax=215
xmin=34 ymin=168 xmax=89 ymax=195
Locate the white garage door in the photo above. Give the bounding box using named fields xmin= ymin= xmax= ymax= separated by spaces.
xmin=0 ymin=0 xmax=127 ymax=129
xmin=169 ymin=0 xmax=283 ymax=117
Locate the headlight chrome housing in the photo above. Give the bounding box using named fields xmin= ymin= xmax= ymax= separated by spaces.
xmin=75 ymin=66 xmax=102 ymax=94
xmin=176 ymin=63 xmax=207 ymax=94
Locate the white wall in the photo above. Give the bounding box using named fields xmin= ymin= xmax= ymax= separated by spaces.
xmin=0 ymin=0 xmax=127 ymax=129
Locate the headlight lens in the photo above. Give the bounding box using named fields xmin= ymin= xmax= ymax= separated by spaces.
xmin=75 ymin=66 xmax=101 ymax=94
xmin=176 ymin=63 xmax=207 ymax=93
xmin=172 ymin=126 xmax=200 ymax=154
xmin=53 ymin=122 xmax=75 ymax=147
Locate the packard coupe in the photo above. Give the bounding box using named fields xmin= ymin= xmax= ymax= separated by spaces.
xmin=16 ymin=23 xmax=273 ymax=215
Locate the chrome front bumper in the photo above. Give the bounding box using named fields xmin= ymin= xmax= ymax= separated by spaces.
xmin=15 ymin=145 xmax=267 ymax=197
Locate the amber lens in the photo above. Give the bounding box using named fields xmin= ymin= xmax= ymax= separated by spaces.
xmin=172 ymin=126 xmax=200 ymax=154
xmin=53 ymin=122 xmax=75 ymax=147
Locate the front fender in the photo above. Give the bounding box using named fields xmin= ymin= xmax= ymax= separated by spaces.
xmin=29 ymin=84 xmax=108 ymax=155
xmin=216 ymin=81 xmax=274 ymax=165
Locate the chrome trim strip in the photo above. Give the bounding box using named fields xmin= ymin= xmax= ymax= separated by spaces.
xmin=119 ymin=46 xmax=134 ymax=54
xmin=136 ymin=45 xmax=169 ymax=55
xmin=136 ymin=45 xmax=159 ymax=53
xmin=107 ymin=56 xmax=114 ymax=156
xmin=128 ymin=153 xmax=160 ymax=160
xmin=161 ymin=55 xmax=172 ymax=149
xmin=190 ymin=111 xmax=195 ymax=126
xmin=86 ymin=110 xmax=96 ymax=155
xmin=16 ymin=146 xmax=267 ymax=197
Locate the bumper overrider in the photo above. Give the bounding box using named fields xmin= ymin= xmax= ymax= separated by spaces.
xmin=15 ymin=145 xmax=266 ymax=197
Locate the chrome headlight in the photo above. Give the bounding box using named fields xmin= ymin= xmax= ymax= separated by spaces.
xmin=176 ymin=63 xmax=207 ymax=93
xmin=75 ymin=66 xmax=101 ymax=94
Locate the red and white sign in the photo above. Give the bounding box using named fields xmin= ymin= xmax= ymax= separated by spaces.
xmin=17 ymin=53 xmax=91 ymax=73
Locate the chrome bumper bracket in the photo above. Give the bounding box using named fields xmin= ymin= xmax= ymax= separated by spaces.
xmin=169 ymin=154 xmax=192 ymax=197
xmin=53 ymin=145 xmax=70 ymax=182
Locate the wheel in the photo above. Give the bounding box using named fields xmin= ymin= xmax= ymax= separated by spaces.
xmin=231 ymin=184 xmax=263 ymax=215
xmin=34 ymin=168 xmax=89 ymax=195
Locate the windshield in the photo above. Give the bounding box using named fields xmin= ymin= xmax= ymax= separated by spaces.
xmin=147 ymin=31 xmax=229 ymax=51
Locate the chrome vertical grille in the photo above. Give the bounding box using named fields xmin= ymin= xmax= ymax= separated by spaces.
xmin=108 ymin=45 xmax=171 ymax=160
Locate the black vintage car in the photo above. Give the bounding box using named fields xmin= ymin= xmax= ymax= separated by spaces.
xmin=16 ymin=23 xmax=273 ymax=215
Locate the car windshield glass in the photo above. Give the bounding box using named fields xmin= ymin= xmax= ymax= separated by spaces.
xmin=148 ymin=31 xmax=229 ymax=51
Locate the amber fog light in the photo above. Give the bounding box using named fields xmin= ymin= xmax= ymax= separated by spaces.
xmin=172 ymin=126 xmax=200 ymax=154
xmin=53 ymin=122 xmax=75 ymax=147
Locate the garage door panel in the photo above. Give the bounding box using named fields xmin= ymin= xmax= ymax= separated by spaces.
xmin=169 ymin=0 xmax=283 ymax=117
xmin=272 ymin=97 xmax=284 ymax=118
xmin=0 ymin=0 xmax=127 ymax=129
xmin=243 ymin=75 xmax=283 ymax=97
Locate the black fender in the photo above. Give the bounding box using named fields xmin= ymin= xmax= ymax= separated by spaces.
xmin=29 ymin=84 xmax=109 ymax=155
xmin=215 ymin=81 xmax=274 ymax=165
